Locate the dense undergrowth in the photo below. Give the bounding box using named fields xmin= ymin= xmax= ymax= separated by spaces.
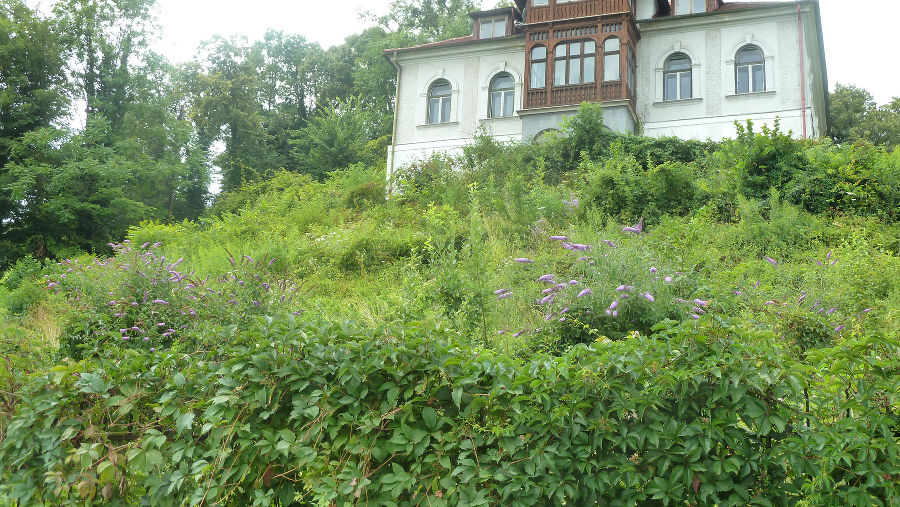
xmin=1 ymin=105 xmax=899 ymax=505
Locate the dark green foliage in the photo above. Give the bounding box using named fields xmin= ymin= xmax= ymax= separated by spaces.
xmin=829 ymin=83 xmax=900 ymax=149
xmin=1 ymin=316 xmax=897 ymax=505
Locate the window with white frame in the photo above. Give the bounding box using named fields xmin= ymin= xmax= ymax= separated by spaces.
xmin=479 ymin=17 xmax=507 ymax=39
xmin=489 ymin=73 xmax=515 ymax=118
xmin=674 ymin=0 xmax=706 ymax=15
xmin=735 ymin=44 xmax=765 ymax=94
xmin=663 ymin=52 xmax=692 ymax=100
xmin=427 ymin=79 xmax=452 ymax=124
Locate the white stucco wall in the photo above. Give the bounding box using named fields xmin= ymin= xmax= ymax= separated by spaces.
xmin=635 ymin=3 xmax=827 ymax=140
xmin=386 ymin=37 xmax=526 ymax=179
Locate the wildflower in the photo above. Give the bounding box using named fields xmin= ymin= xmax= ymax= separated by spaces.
xmin=157 ymin=323 xmax=166 ymax=327
xmin=561 ymin=307 xmax=569 ymax=314
xmin=497 ymin=329 xmax=507 ymax=335
xmin=514 ymin=257 xmax=534 ymax=263
xmin=568 ymin=280 xmax=578 ymax=286
xmin=606 ymin=309 xmax=612 ymax=315
xmin=609 ymin=300 xmax=619 ymax=310
xmin=693 ymin=299 xmax=709 ymax=307
xmin=122 ymin=336 xmax=130 ymax=341
xmin=690 ymin=314 xmax=699 ymax=320
xmin=664 ymin=276 xmax=672 ymax=283
xmin=622 ymin=217 xmax=644 ymax=233
xmin=764 ymin=256 xmax=778 ymax=266
xmin=131 ymin=326 xmax=143 ymax=333
xmin=513 ymin=330 xmax=524 ymax=338
xmin=151 ymin=299 xmax=169 ymax=305
xmin=615 ymin=285 xmax=627 ymax=292
xmin=539 ymin=295 xmax=554 ymax=305
xmin=558 ymin=317 xmax=566 ymax=322
xmin=577 ymin=288 xmax=592 ymax=298
xmin=536 ymin=274 xmax=554 ymax=282
xmin=643 ymin=293 xmax=655 ymax=302
xmin=830 ymin=259 xmax=837 ymax=266
xmin=601 ymin=240 xmax=617 ymax=247
xmin=589 ymin=260 xmax=595 ymax=265
xmin=114 ymin=312 xmax=126 ymax=317
xmin=798 ymin=294 xmax=807 ymax=303
xmin=827 ymin=308 xmax=835 ymax=314
xmin=835 ymin=325 xmax=844 ymax=332
xmin=494 ymin=288 xmax=510 ymax=295
xmin=862 ymin=308 xmax=872 ymax=313
xmin=612 ymin=311 xmax=618 ymax=317
xmin=549 ymin=235 xmax=569 ymax=241
xmin=143 ymin=337 xmax=150 ymax=342
xmin=649 ymin=267 xmax=657 ymax=274
xmin=497 ymin=292 xmax=512 ymax=300
xmin=142 ymin=242 xmax=150 ymax=248
xmin=675 ymin=298 xmax=687 ymax=304
xmin=693 ymin=307 xmax=706 ymax=315
xmin=541 ymin=287 xmax=557 ymax=294
xmin=151 ymin=347 xmax=156 ymax=352
xmin=826 ymin=251 xmax=832 ymax=261
xmin=268 ymin=258 xmax=276 ymax=267
xmin=733 ymin=290 xmax=743 ymax=295
xmin=47 ymin=282 xmax=58 ymax=288
xmin=545 ymin=313 xmax=556 ymax=321
xmin=764 ymin=301 xmax=775 ymax=306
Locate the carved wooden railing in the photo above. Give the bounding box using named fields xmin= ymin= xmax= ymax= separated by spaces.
xmin=550 ymin=83 xmax=597 ymax=106
xmin=525 ymin=88 xmax=548 ymax=108
xmin=600 ymin=81 xmax=623 ymax=101
xmin=528 ymin=0 xmax=631 ymax=23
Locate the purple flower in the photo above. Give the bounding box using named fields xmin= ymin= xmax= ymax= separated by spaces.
xmin=157 ymin=323 xmax=166 ymax=327
xmin=835 ymin=325 xmax=844 ymax=332
xmin=578 ymin=256 xmax=589 ymax=261
xmin=577 ymin=288 xmax=592 ymax=298
xmin=539 ymin=294 xmax=554 ymax=305
xmin=113 ymin=312 xmax=126 ymax=317
xmin=497 ymin=292 xmax=512 ymax=300
xmin=494 ymin=288 xmax=510 ymax=295
xmin=615 ymin=285 xmax=627 ymax=292
xmin=143 ymin=337 xmax=150 ymax=342
xmin=122 ymin=336 xmax=130 ymax=341
xmin=549 ymin=235 xmax=569 ymax=241
xmin=544 ymin=313 xmax=556 ymax=321
xmin=664 ymin=276 xmax=672 ymax=283
xmin=514 ymin=257 xmax=534 ymax=263
xmin=497 ymin=329 xmax=507 ymax=335
xmin=862 ymin=308 xmax=872 ymax=313
xmin=826 ymin=251 xmax=832 ymax=261
xmin=150 ymin=347 xmax=156 ymax=352
xmin=612 ymin=311 xmax=618 ymax=317
xmin=622 ymin=217 xmax=644 ymax=234
xmin=536 ymin=274 xmax=554 ymax=282
xmin=764 ymin=256 xmax=778 ymax=266
xmin=649 ymin=267 xmax=658 ymax=274
xmin=693 ymin=299 xmax=709 ymax=307
xmin=734 ymin=290 xmax=743 ymax=296
xmin=561 ymin=307 xmax=569 ymax=314
xmin=568 ymin=280 xmax=579 ymax=285
xmin=268 ymin=258 xmax=276 ymax=267
xmin=513 ymin=330 xmax=524 ymax=338
xmin=693 ymin=307 xmax=706 ymax=315
xmin=605 ymin=309 xmax=611 ymax=315
xmin=764 ymin=301 xmax=775 ymax=306
xmin=675 ymin=298 xmax=687 ymax=304
xmin=601 ymin=240 xmax=617 ymax=248
xmin=690 ymin=314 xmax=699 ymax=320
xmin=151 ymin=299 xmax=169 ymax=305
xmin=588 ymin=260 xmax=595 ymax=265
xmin=131 ymin=326 xmax=143 ymax=332
xmin=609 ymin=300 xmax=619 ymax=310
xmin=643 ymin=293 xmax=655 ymax=302
xmin=142 ymin=242 xmax=150 ymax=248
xmin=47 ymin=282 xmax=58 ymax=288
xmin=541 ymin=287 xmax=557 ymax=294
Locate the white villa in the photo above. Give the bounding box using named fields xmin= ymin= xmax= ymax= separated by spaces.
xmin=384 ymin=0 xmax=828 ymax=176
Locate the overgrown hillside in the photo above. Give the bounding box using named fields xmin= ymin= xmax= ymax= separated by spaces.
xmin=1 ymin=107 xmax=899 ymax=505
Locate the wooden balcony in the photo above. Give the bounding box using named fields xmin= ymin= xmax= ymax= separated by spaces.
xmin=524 ymin=81 xmax=630 ymax=109
xmin=527 ymin=0 xmax=631 ymax=23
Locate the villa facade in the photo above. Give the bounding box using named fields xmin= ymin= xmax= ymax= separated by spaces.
xmin=384 ymin=0 xmax=828 ymax=176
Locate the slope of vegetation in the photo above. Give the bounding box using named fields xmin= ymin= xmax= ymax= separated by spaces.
xmin=1 ymin=107 xmax=899 ymax=505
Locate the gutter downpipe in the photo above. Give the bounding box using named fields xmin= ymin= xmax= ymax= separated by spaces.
xmin=797 ymin=1 xmax=808 ymax=139
xmin=388 ymin=51 xmax=402 ymax=194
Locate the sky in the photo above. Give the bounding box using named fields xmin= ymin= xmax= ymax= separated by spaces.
xmin=144 ymin=0 xmax=898 ymax=105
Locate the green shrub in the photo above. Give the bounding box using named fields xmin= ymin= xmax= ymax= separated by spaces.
xmin=2 ymin=316 xmax=897 ymax=505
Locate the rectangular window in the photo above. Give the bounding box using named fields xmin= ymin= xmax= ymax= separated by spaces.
xmin=428 ymin=98 xmax=440 ymax=123
xmin=664 ymin=73 xmax=678 ymax=101
xmin=554 ymin=60 xmax=566 ymax=86
xmin=736 ymin=66 xmax=749 ymax=94
xmin=604 ymin=54 xmax=620 ymax=81
xmin=480 ymin=18 xmax=507 ymax=39
xmin=440 ymin=97 xmax=451 ymax=123
xmin=680 ymin=72 xmax=692 ymax=99
xmin=584 ymin=56 xmax=595 ymax=83
xmin=692 ymin=0 xmax=706 ymax=13
xmin=752 ymin=64 xmax=765 ymax=92
xmin=533 ymin=0 xmax=548 ymax=4
xmin=490 ymin=91 xmax=503 ymax=118
xmin=530 ymin=62 xmax=545 ymax=88
xmin=503 ymin=90 xmax=514 ymax=116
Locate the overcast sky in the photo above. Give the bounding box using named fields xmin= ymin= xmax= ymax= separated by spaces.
xmin=26 ymin=0 xmax=899 ymax=104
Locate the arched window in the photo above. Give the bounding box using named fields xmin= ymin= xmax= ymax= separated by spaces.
xmin=427 ymin=79 xmax=451 ymax=124
xmin=603 ymin=37 xmax=620 ymax=82
xmin=552 ymin=40 xmax=596 ymax=87
xmin=530 ymin=46 xmax=547 ymax=89
xmin=664 ymin=52 xmax=692 ymax=101
xmin=489 ymin=73 xmax=515 ymax=118
xmin=735 ymin=44 xmax=765 ymax=94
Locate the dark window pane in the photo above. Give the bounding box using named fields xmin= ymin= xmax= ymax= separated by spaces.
xmin=428 ymin=98 xmax=439 ymax=123
xmin=531 ymin=62 xmax=545 ymax=88
xmin=665 ymin=73 xmax=677 ymax=101
xmin=736 ymin=45 xmax=764 ymax=65
xmin=666 ymin=53 xmax=690 ymax=72
xmin=491 ymin=91 xmax=502 ymax=117
xmin=584 ymin=56 xmax=595 ymax=83
xmin=555 ymin=60 xmax=566 ymax=86
xmin=680 ymin=71 xmax=692 ymax=99
xmin=752 ymin=64 xmax=765 ymax=92
xmin=504 ymin=90 xmax=514 ymax=116
xmin=736 ymin=66 xmax=749 ymax=94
